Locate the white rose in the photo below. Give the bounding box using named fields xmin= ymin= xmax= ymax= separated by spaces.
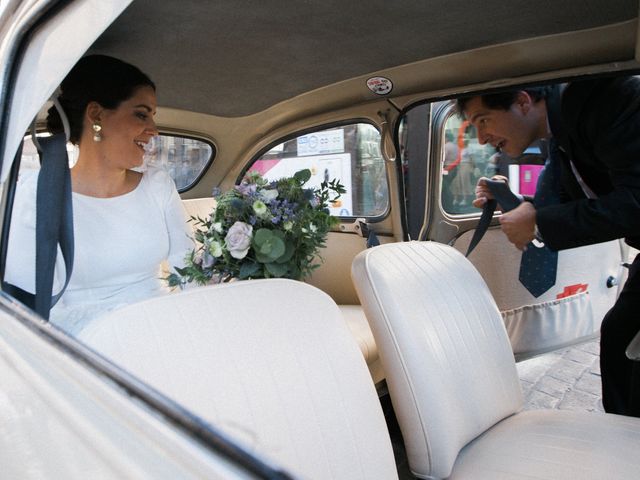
xmin=225 ymin=221 xmax=253 ymax=259
xmin=260 ymin=189 xmax=278 ymax=202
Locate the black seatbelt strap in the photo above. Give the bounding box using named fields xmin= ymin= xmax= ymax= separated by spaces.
xmin=358 ymin=220 xmax=380 ymax=248
xmin=465 ymin=198 xmax=497 ymax=257
xmin=3 ymin=133 xmax=74 ymax=320
xmin=465 ymin=179 xmax=521 ymax=257
xmin=35 ymin=133 xmax=74 ymax=319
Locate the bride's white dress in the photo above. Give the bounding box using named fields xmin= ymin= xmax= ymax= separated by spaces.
xmin=5 ymin=167 xmax=194 ymax=334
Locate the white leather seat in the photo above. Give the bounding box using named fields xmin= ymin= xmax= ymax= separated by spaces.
xmin=79 ymin=279 xmax=397 ymax=480
xmin=351 ymin=241 xmax=640 ymax=479
xmin=181 ymin=197 xmax=384 ymax=384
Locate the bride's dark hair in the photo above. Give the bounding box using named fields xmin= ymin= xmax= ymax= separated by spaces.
xmin=46 ymin=55 xmax=155 ymax=144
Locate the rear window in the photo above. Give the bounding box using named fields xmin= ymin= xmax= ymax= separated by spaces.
xmin=19 ymin=133 xmax=213 ymax=193
xmin=143 ymin=135 xmax=213 ymax=191
xmin=247 ymin=123 xmax=388 ymax=218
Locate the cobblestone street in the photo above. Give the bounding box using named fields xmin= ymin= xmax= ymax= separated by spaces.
xmin=516 ymin=339 xmax=604 ymax=413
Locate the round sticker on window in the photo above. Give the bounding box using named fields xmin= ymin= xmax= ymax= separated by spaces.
xmin=366 ymin=76 xmax=393 ymax=95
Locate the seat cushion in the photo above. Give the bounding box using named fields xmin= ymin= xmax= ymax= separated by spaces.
xmin=339 ymin=305 xmax=384 ymax=385
xmin=453 ymin=409 xmax=640 ymax=479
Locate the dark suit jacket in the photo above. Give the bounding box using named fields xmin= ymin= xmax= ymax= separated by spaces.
xmin=537 ymin=76 xmax=640 ymax=251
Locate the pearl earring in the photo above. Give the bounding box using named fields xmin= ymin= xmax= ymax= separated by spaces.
xmin=92 ymin=123 xmax=102 ymax=142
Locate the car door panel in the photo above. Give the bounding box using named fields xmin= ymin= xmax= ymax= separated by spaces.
xmin=454 ymin=229 xmax=624 ymax=359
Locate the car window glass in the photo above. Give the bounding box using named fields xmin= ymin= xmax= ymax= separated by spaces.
xmin=398 ymin=101 xmax=548 ymax=239
xmin=247 ymin=123 xmax=388 ymax=218
xmin=440 ymin=113 xmax=496 ymax=214
xmin=19 ymin=133 xmax=213 ymax=192
xmin=440 ymin=107 xmax=546 ymax=215
xmin=144 ymin=135 xmax=213 ymax=191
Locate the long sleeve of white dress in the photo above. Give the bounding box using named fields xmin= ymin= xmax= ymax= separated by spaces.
xmin=155 ymin=169 xmax=195 ymax=273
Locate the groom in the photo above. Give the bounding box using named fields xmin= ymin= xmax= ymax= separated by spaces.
xmin=457 ymin=77 xmax=640 ymax=417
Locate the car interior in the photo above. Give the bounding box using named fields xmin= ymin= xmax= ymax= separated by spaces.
xmin=2 ymin=0 xmax=640 ymax=478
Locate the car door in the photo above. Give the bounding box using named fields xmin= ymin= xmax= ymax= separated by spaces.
xmin=399 ymin=97 xmax=627 ymax=360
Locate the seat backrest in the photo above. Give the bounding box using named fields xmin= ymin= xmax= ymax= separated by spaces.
xmin=351 ymin=241 xmax=523 ymax=479
xmin=78 ymin=279 xmax=397 ymax=480
xmin=182 ymin=197 xmax=215 ymax=220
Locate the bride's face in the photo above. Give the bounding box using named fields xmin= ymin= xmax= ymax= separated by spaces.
xmin=93 ymin=86 xmax=158 ymax=169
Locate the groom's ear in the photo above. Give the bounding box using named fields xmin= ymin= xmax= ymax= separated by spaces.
xmin=515 ymin=91 xmax=533 ymax=114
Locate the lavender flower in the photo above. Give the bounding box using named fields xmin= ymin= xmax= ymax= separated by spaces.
xmin=202 ymin=251 xmax=215 ymax=269
xmin=235 ymin=183 xmax=257 ymax=196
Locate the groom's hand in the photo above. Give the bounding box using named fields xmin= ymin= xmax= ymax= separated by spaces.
xmin=499 ymin=201 xmax=536 ymax=251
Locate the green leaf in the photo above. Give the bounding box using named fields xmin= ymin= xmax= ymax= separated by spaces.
xmin=174 ymin=266 xmax=188 ymax=275
xmin=275 ymin=240 xmax=295 ymax=264
xmin=239 ymin=261 xmax=261 ymax=279
xmin=294 ymin=169 xmax=311 ymax=184
xmin=288 ymin=264 xmax=302 ymax=280
xmin=166 ymin=273 xmax=182 ymax=288
xmin=253 ymin=228 xmax=271 ymax=246
xmin=265 ymin=262 xmax=288 ymax=277
xmin=254 ymin=228 xmax=286 ymax=262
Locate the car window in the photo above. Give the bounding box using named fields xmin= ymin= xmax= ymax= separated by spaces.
xmin=247 ymin=123 xmax=388 ymax=218
xmin=19 ymin=133 xmax=213 ymax=192
xmin=440 ymin=113 xmax=497 ymax=214
xmin=440 ymin=108 xmax=545 ymax=215
xmin=399 ymin=101 xmax=548 ymax=239
xmin=144 ymin=135 xmax=213 ymax=191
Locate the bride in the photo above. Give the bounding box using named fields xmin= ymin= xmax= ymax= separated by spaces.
xmin=5 ymin=55 xmax=194 ymax=334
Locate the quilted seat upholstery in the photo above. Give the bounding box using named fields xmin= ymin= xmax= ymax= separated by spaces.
xmin=79 ymin=279 xmax=397 ymax=480
xmin=351 ymin=241 xmax=640 ymax=479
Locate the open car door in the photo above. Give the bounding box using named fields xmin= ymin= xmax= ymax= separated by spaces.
xmin=399 ymin=98 xmax=627 ymax=360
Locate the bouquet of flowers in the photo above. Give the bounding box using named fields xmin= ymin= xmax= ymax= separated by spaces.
xmin=168 ymin=169 xmax=345 ymax=286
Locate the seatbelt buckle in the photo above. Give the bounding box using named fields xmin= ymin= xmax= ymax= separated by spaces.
xmin=339 ymin=218 xmax=368 ymax=237
xmin=338 ymin=218 xmax=380 ymax=248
